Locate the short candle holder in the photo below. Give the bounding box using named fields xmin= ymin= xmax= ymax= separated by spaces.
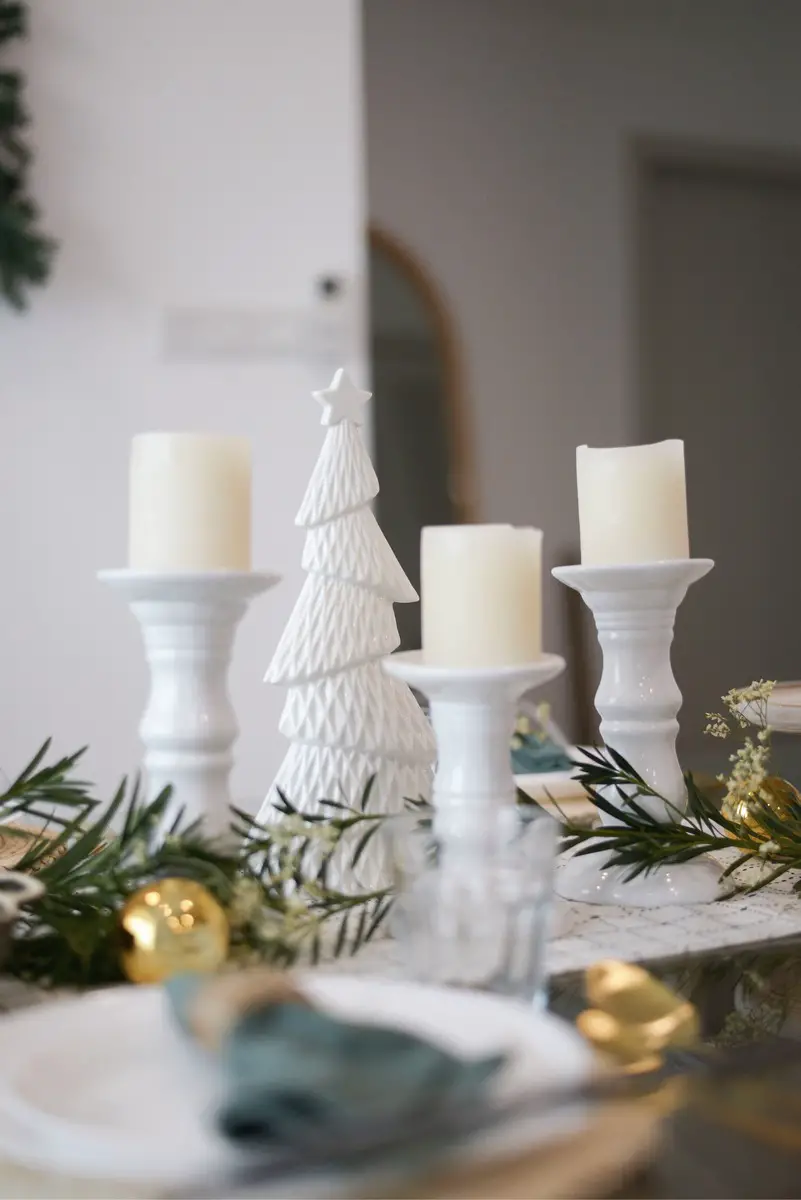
xmin=99 ymin=569 xmax=278 ymax=835
xmin=383 ymin=650 xmax=565 ymax=843
xmin=552 ymin=559 xmax=720 ymax=906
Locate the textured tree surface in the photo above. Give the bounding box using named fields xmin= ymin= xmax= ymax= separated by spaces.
xmin=259 ymin=371 xmax=435 ymax=888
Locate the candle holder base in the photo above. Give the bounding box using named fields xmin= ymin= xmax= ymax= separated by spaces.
xmin=383 ymin=650 xmax=565 ymax=841
xmin=556 ymin=842 xmax=722 ymax=907
xmin=100 ymin=569 xmax=278 ymax=834
xmin=552 ymin=558 xmax=716 ymax=907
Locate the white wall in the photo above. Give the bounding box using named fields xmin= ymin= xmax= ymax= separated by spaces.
xmin=365 ymin=0 xmax=801 ymax=730
xmin=0 ymin=0 xmax=366 ymax=802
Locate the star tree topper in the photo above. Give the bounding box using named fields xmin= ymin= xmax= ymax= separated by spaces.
xmin=314 ymin=369 xmax=372 ymax=426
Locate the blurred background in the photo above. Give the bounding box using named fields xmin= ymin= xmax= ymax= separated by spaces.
xmin=2 ymin=0 xmax=801 ymax=802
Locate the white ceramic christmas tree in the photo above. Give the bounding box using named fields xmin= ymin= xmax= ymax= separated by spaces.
xmin=258 ymin=369 xmax=435 ymax=886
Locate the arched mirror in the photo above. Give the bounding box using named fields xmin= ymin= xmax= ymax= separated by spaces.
xmin=368 ymin=226 xmax=475 ymax=649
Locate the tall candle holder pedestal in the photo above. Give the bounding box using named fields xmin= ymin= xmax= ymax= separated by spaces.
xmin=552 ymin=559 xmax=720 ymax=906
xmin=99 ymin=570 xmax=278 ymax=834
xmin=383 ymin=650 xmax=565 ymax=843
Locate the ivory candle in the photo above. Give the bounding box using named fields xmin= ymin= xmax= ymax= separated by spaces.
xmin=576 ymin=440 xmax=689 ymax=566
xmin=421 ymin=525 xmax=542 ymax=667
xmin=129 ymin=433 xmax=251 ymax=570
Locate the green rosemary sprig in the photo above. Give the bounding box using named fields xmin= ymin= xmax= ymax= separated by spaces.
xmin=558 ymin=746 xmax=801 ymax=895
xmin=3 ymin=741 xmax=392 ymax=988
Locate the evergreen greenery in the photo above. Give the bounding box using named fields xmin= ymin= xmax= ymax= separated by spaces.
xmin=9 ymin=735 xmax=801 ymax=989
xmin=558 ymin=746 xmax=801 ymax=895
xmin=3 ymin=742 xmax=390 ymax=988
xmin=0 ymin=1 xmax=55 ymax=309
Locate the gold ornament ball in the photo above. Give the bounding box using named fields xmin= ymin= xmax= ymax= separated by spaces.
xmin=721 ymin=775 xmax=801 ymax=840
xmin=120 ymin=877 xmax=229 ymax=984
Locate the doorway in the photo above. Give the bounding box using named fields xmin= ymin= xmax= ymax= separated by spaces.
xmin=637 ymin=144 xmax=801 ymax=777
xmin=369 ymin=227 xmax=475 ymax=649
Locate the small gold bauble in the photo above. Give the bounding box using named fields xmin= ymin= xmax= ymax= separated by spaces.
xmin=120 ymin=877 xmax=229 ymax=984
xmin=721 ymin=775 xmax=801 ymax=840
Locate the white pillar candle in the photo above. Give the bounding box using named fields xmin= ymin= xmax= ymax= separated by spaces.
xmin=576 ymin=440 xmax=689 ymax=566
xmin=129 ymin=433 xmax=251 ymax=571
xmin=421 ymin=524 xmax=542 ymax=667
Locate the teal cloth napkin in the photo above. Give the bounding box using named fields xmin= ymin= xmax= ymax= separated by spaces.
xmin=511 ymin=735 xmax=572 ymax=775
xmin=166 ymin=973 xmax=505 ymax=1151
xmin=510 ymin=711 xmax=572 ymax=776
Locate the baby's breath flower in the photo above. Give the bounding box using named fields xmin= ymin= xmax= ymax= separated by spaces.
xmin=759 ymin=840 xmax=780 ymax=858
xmin=270 ymin=903 xmax=321 ymax=948
xmin=255 ymin=908 xmax=292 ymax=941
xmin=711 ymin=685 xmax=782 ymax=845
xmin=514 ymin=716 xmax=531 ymax=737
xmin=723 ymin=733 xmax=771 ymax=803
xmin=269 ymin=814 xmax=313 ymax=847
xmin=722 ymin=680 xmax=776 ymax=729
xmin=227 ymin=877 xmax=264 ymax=928
xmin=704 ymin=713 xmax=730 ymax=739
xmin=743 ymin=680 xmax=775 ymax=704
xmin=308 ymin=822 xmax=339 ymax=847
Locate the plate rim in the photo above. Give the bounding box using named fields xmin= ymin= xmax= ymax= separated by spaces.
xmin=0 ymin=975 xmax=593 ymax=1185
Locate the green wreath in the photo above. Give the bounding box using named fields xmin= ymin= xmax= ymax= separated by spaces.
xmin=0 ymin=1 xmax=55 ymax=310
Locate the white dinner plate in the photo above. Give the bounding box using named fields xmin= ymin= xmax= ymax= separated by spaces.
xmin=0 ymin=974 xmax=592 ymax=1189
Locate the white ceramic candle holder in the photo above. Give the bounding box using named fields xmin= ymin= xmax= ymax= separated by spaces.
xmin=99 ymin=570 xmax=278 ymax=834
xmin=552 ymin=559 xmax=721 ymax=906
xmin=383 ymin=650 xmax=565 ymax=843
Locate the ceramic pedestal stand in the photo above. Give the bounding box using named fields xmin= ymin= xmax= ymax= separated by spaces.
xmin=99 ymin=570 xmax=277 ymax=835
xmin=552 ymin=559 xmax=720 ymax=906
xmin=383 ymin=650 xmax=565 ymax=844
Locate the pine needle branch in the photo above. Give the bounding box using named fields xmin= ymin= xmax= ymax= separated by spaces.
xmin=3 ymin=744 xmax=392 ymax=988
xmin=562 ymin=747 xmax=801 ymax=895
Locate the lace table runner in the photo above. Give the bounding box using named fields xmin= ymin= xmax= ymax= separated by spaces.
xmin=549 ymin=854 xmax=801 ymax=975
xmin=318 ymin=855 xmax=801 ymax=982
xmin=0 ymin=856 xmax=798 ymax=1017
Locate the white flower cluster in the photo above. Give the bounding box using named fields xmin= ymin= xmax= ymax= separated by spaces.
xmin=268 ymin=814 xmax=339 ymax=849
xmin=227 ymin=877 xmax=264 ymax=927
xmin=704 ymin=713 xmax=729 ymax=739
xmin=224 ymin=806 xmax=350 ymax=959
xmin=723 ymin=680 xmax=776 ymax=729
xmin=227 ymin=874 xmax=322 ymax=959
xmin=705 ymin=680 xmax=776 ymax=804
xmin=256 ymin=895 xmax=321 ymax=948
xmin=719 ymin=730 xmax=772 ymax=803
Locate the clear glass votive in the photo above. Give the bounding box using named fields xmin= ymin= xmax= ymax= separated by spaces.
xmin=388 ymin=808 xmax=558 ymax=1008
